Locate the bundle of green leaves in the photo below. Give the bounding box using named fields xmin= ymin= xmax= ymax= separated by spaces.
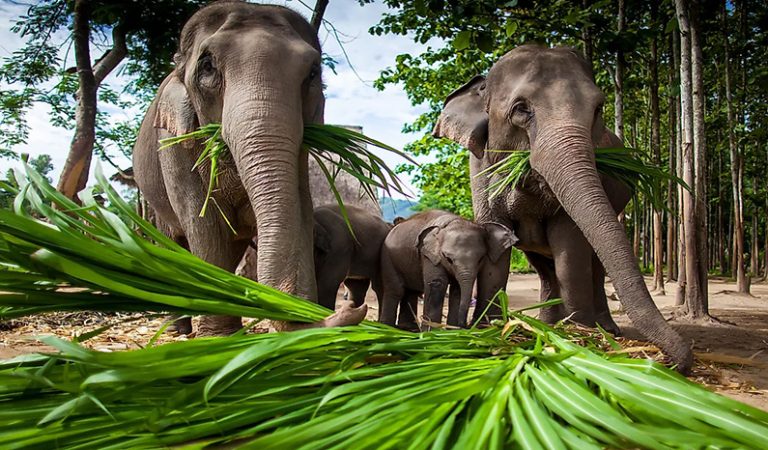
xmin=480 ymin=148 xmax=687 ymax=210
xmin=158 ymin=123 xmax=414 ymax=232
xmin=0 ymin=166 xmax=766 ymax=448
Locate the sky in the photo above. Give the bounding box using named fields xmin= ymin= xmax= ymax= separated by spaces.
xmin=0 ymin=0 xmax=439 ymax=200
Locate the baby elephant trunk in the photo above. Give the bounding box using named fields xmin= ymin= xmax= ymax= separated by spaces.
xmin=454 ymin=276 xmax=477 ymax=328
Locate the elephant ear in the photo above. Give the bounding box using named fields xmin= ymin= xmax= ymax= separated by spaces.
xmin=153 ymin=73 xmax=198 ymax=139
xmin=313 ymin=221 xmax=332 ymax=254
xmin=483 ymin=222 xmax=518 ymax=263
xmin=433 ymin=75 xmax=488 ymax=158
xmin=416 ymin=225 xmax=441 ymax=266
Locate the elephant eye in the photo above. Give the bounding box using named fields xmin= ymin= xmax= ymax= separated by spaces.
xmin=197 ymin=53 xmax=220 ymax=88
xmin=511 ymin=102 xmax=531 ymax=117
xmin=308 ymin=64 xmax=320 ymax=81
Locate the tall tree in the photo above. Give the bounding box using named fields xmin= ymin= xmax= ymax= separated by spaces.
xmin=649 ymin=1 xmax=665 ymax=295
xmin=57 ymin=0 xmax=124 ymax=199
xmin=613 ymin=0 xmax=626 ymax=141
xmin=721 ymin=0 xmax=748 ymax=293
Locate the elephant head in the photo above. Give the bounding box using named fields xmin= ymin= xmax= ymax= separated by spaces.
xmin=417 ymin=219 xmax=516 ymax=327
xmin=153 ymin=3 xmax=324 ymax=299
xmin=433 ymin=45 xmax=692 ymax=371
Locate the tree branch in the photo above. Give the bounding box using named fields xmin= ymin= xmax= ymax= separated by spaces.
xmin=311 ymin=0 xmax=329 ymax=32
xmin=93 ymin=24 xmax=127 ymax=85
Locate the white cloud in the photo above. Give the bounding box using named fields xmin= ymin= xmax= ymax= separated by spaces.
xmin=1 ymin=0 xmax=441 ymax=199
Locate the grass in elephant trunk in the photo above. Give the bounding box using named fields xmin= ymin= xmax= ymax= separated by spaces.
xmin=159 ymin=123 xmax=415 ymax=233
xmin=1 ymin=169 xmax=768 ymax=449
xmin=481 ymin=147 xmax=688 ymax=210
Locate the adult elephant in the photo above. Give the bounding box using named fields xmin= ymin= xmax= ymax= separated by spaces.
xmin=433 ymin=45 xmax=692 ymax=371
xmin=133 ymin=2 xmax=364 ymax=335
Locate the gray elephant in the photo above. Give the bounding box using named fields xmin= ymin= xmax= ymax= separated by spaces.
xmin=133 ymin=3 xmax=363 ymax=335
xmin=314 ymin=204 xmax=391 ymax=310
xmin=433 ymin=45 xmax=692 ymax=371
xmin=379 ymin=210 xmax=516 ymax=330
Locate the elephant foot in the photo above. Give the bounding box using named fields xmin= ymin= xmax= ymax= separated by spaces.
xmin=276 ymin=301 xmax=368 ymax=331
xmin=196 ymin=315 xmax=244 ymax=337
xmin=167 ymin=316 xmax=193 ymax=335
xmin=595 ymin=313 xmax=622 ymax=336
xmin=397 ymin=321 xmax=421 ymax=332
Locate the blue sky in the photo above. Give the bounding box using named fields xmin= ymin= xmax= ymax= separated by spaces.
xmin=0 ymin=0 xmax=440 ymax=199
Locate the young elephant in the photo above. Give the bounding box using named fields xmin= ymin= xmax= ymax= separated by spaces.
xmin=379 ymin=210 xmax=516 ymax=330
xmin=314 ymin=204 xmax=392 ymax=311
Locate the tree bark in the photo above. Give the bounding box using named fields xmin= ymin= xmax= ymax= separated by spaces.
xmin=722 ymin=0 xmax=748 ymax=293
xmin=57 ymin=1 xmax=127 ymax=200
xmin=311 ymin=0 xmax=330 ymax=32
xmin=613 ymin=0 xmax=625 ymax=141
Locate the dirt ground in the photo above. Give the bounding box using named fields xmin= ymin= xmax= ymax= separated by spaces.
xmin=2 ymin=274 xmax=767 ymax=411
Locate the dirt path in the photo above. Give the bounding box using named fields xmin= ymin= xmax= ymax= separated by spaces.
xmin=2 ymin=275 xmax=767 ymax=410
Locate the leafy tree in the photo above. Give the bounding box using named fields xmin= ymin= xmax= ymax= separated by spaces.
xmin=0 ymin=0 xmax=208 ymax=198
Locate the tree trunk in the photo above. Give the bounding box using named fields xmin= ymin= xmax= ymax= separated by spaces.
xmin=674 ymin=21 xmax=686 ymax=307
xmin=722 ymin=0 xmax=748 ymax=293
xmin=687 ymin=0 xmax=708 ymax=316
xmin=614 ymin=0 xmax=625 ymax=141
xmin=311 ymin=0 xmax=330 ymax=31
xmin=581 ymin=0 xmax=593 ymax=67
xmin=650 ymin=2 xmax=665 ymax=294
xmin=676 ymin=0 xmax=702 ymax=315
xmin=57 ymin=1 xmax=127 ymax=199
xmin=751 ymin=199 xmax=759 ymax=275
xmin=667 ymin=33 xmax=678 ymax=282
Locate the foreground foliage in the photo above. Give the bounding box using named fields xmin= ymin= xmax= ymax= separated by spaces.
xmin=0 ymin=168 xmax=767 ymax=449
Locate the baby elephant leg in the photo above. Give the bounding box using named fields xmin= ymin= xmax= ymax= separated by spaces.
xmin=422 ymin=277 xmax=449 ymax=329
xmin=397 ymin=290 xmax=421 ymax=331
xmin=343 ymin=278 xmax=371 ymax=308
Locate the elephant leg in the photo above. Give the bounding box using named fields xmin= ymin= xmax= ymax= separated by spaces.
xmin=397 ymin=290 xmax=421 ymax=332
xmin=370 ymin=276 xmax=385 ymax=315
xmin=343 ymin=278 xmax=370 ymax=308
xmin=422 ymin=276 xmax=449 ymax=329
xmin=446 ymin=279 xmax=462 ymax=327
xmin=592 ymin=253 xmax=621 ymax=335
xmin=316 ymin=261 xmax=348 ymax=311
xmin=472 ymin=247 xmax=512 ymax=325
xmin=164 ymin=235 xmax=193 ymax=334
xmin=526 ymin=251 xmax=565 ymax=324
xmin=157 ymin=136 xmax=248 ymax=336
xmin=379 ymin=251 xmax=403 ymax=326
xmin=547 ymin=213 xmax=595 ymax=327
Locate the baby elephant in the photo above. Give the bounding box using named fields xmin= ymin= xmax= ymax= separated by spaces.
xmin=314 ymin=204 xmax=392 ymax=311
xmin=379 ymin=210 xmax=516 ymax=330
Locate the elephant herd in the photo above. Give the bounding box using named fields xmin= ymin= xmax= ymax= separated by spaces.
xmin=132 ymin=2 xmax=693 ymax=371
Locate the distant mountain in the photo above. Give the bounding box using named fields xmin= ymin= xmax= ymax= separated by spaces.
xmin=379 ymin=197 xmax=419 ymax=223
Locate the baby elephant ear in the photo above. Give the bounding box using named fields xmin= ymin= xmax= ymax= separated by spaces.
xmin=433 ymin=75 xmax=489 ymax=159
xmin=313 ymin=221 xmax=332 ymax=254
xmin=416 ymin=225 xmax=441 ymax=266
xmin=483 ymin=222 xmax=518 ymax=263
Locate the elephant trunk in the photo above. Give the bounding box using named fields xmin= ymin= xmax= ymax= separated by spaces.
xmin=529 ymin=123 xmax=692 ymax=372
xmin=224 ymin=99 xmax=317 ymax=301
xmin=456 ymin=273 xmax=476 ymax=328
